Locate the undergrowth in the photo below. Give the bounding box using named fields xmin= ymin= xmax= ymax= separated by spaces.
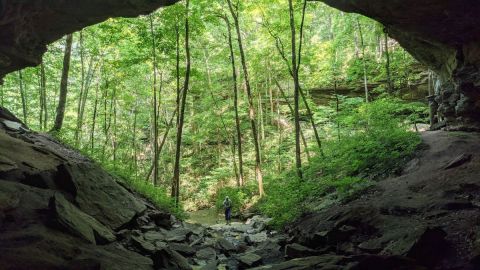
xmin=53 ymin=131 xmax=187 ymax=219
xmin=225 ymin=98 xmax=425 ymax=228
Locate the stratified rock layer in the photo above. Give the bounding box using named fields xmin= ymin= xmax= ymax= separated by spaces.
xmin=0 ymin=0 xmax=178 ymax=80
xmin=318 ymin=0 xmax=480 ymax=128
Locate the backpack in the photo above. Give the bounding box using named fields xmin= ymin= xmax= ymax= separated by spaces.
xmin=224 ymin=199 xmax=232 ymax=209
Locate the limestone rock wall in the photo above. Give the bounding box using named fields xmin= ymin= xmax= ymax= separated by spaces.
xmin=0 ymin=0 xmax=178 ymax=80
xmin=318 ymin=0 xmax=480 ymax=128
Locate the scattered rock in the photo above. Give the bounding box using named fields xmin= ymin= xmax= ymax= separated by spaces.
xmin=237 ymin=252 xmax=262 ymax=268
xmin=195 ymin=247 xmax=217 ymax=261
xmin=253 ymin=240 xmax=284 ymax=264
xmin=358 ymin=239 xmax=383 ymax=254
xmin=285 ymin=243 xmax=320 ymax=258
xmin=165 ymin=227 xmax=192 ymax=242
xmin=184 ymin=222 xmax=206 ymax=236
xmin=140 ymin=224 xmax=156 ymax=232
xmin=246 ymin=231 xmax=268 ymax=245
xmin=250 ymin=255 xmax=350 ymax=270
xmin=1 ymin=119 xmax=24 ymax=131
xmin=350 ymin=255 xmax=426 ymax=270
xmin=406 ymin=227 xmax=450 ymax=268
xmin=444 ymin=153 xmax=472 ymax=169
xmin=169 ymin=242 xmax=196 ymax=256
xmin=153 ymin=248 xmax=192 ymax=270
xmin=149 ymin=211 xmax=173 ymax=229
xmin=199 ymin=260 xmax=218 ymax=270
xmin=131 ymin=235 xmax=157 ymax=255
xmin=143 ymin=231 xmax=166 ymax=243
xmin=216 ymin=237 xmax=237 ymax=252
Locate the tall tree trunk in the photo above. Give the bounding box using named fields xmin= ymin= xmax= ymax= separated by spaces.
xmin=150 ymin=15 xmax=160 ymax=187
xmin=75 ymin=31 xmax=86 ymax=146
xmin=90 ymin=83 xmax=99 ymax=153
xmin=171 ymin=21 xmax=181 ymax=194
xmin=37 ymin=67 xmax=43 ymax=128
xmin=356 ymin=17 xmax=369 ymax=103
xmin=112 ymin=94 xmax=117 ymax=169
xmin=132 ymin=105 xmax=138 ymax=179
xmin=52 ymin=34 xmax=73 ymax=132
xmin=258 ymin=86 xmax=265 ymax=145
xmin=40 ymin=62 xmax=48 ymax=130
xmin=266 ymin=6 xmax=323 ymax=155
xmin=172 ymin=0 xmax=191 ymax=206
xmin=102 ymin=81 xmax=113 ymax=162
xmin=277 ymin=96 xmax=283 ymax=173
xmin=288 ymin=0 xmax=302 ymax=179
xmin=175 ymin=22 xmax=181 ymax=128
xmin=38 ymin=62 xmax=48 ymax=130
xmin=384 ymin=29 xmax=394 ymax=93
xmin=0 ymin=82 xmax=3 ymax=107
xmin=224 ymin=15 xmax=244 ymax=186
xmin=268 ymin=67 xmax=274 ymax=125
xmin=297 ymin=0 xmax=324 ymax=156
xmin=227 ymin=0 xmax=264 ymax=197
xmin=76 ymin=57 xmax=98 ymax=147
xmin=18 ymin=70 xmax=27 ymax=125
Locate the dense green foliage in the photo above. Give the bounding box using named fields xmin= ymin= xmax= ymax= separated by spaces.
xmin=258 ymin=98 xmax=424 ymax=227
xmin=0 ymin=0 xmax=429 ymax=223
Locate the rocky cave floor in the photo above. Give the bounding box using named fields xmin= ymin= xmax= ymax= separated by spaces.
xmin=1 ymin=106 xmax=480 ymax=270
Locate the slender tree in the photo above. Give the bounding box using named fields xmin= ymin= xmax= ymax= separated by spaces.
xmin=18 ymin=70 xmax=27 ymax=125
xmin=52 ymin=34 xmax=73 ymax=132
xmin=264 ymin=11 xmax=323 ymax=155
xmin=227 ymin=0 xmax=265 ymax=196
xmin=384 ymin=28 xmax=394 ymax=93
xmin=39 ymin=62 xmax=48 ymax=130
xmin=274 ymin=79 xmax=311 ymax=161
xmin=90 ymin=83 xmax=99 ymax=152
xmin=288 ymin=0 xmax=303 ymax=178
xmin=75 ymin=30 xmax=86 ymax=145
xmin=356 ymin=17 xmax=369 ymax=103
xmin=172 ymin=0 xmax=191 ymax=206
xmin=149 ymin=15 xmax=160 ymax=186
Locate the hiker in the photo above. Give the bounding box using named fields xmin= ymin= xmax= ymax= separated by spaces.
xmin=223 ymin=196 xmax=232 ymax=225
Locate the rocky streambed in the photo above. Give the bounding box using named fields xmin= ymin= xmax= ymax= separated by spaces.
xmin=119 ymin=212 xmax=288 ymax=269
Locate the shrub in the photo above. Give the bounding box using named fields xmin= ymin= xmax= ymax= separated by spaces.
xmin=257 ymin=98 xmax=423 ymax=228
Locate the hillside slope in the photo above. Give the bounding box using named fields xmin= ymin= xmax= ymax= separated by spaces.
xmin=287 ymin=131 xmax=480 ymax=269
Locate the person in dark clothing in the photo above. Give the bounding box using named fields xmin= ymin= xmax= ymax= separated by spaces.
xmin=223 ymin=196 xmax=232 ymax=225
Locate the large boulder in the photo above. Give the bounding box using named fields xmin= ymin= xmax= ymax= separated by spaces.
xmin=0 ymin=179 xmax=153 ymax=270
xmin=49 ymin=193 xmax=116 ymax=245
xmin=68 ymin=163 xmax=147 ymax=230
xmin=0 ymin=112 xmax=147 ymax=231
xmin=0 ymin=107 xmax=158 ymax=269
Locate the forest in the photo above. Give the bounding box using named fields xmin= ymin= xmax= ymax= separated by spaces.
xmin=0 ymin=0 xmax=428 ymax=224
